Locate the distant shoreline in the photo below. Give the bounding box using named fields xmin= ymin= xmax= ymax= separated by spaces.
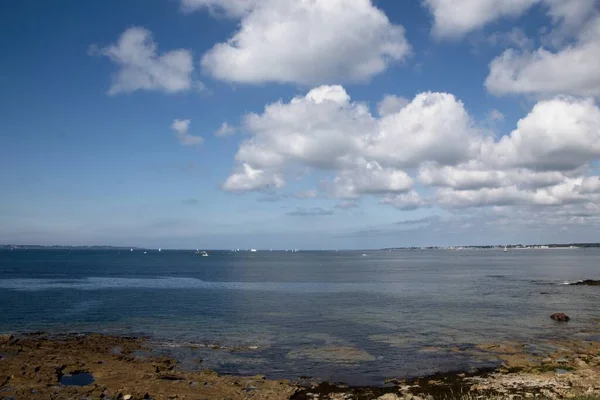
xmin=2 ymin=242 xmax=600 ymax=251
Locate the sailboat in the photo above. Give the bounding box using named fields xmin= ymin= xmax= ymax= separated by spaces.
xmin=504 ymin=246 xmax=507 ymax=252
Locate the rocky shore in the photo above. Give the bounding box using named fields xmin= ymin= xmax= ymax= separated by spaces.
xmin=1 ymin=332 xmax=600 ymax=400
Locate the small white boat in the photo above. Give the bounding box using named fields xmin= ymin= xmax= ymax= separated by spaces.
xmin=201 ymin=251 xmax=209 ymax=257
xmin=250 ymin=249 xmax=257 ymax=252
xmin=504 ymin=246 xmax=507 ymax=252
xmin=158 ymin=248 xmax=161 ymax=252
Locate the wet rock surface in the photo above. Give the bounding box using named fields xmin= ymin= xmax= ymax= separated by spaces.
xmin=292 ymin=338 xmax=600 ymax=400
xmin=571 ymin=280 xmax=600 ymax=286
xmin=0 ymin=333 xmax=295 ymax=399
xmin=1 ymin=333 xmax=600 ymax=399
xmin=550 ymin=313 xmax=570 ymax=322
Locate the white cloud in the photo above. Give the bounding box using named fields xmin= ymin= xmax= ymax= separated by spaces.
xmin=377 ymin=95 xmax=409 ymax=117
xmin=180 ymin=0 xmax=258 ymax=16
xmin=172 ymin=119 xmax=190 ymax=134
xmin=436 ymin=177 xmax=600 ymax=208
xmin=423 ymin=0 xmax=597 ymax=40
xmin=237 ymin=85 xmax=374 ymax=171
xmin=418 ymin=97 xmax=600 ymax=209
xmin=94 ymin=27 xmax=195 ymax=94
xmin=486 ymin=28 xmax=534 ymax=50
xmin=488 ymin=109 xmax=505 ymax=121
xmin=366 ymin=92 xmax=481 ymax=167
xmin=192 ymin=0 xmax=410 ymax=85
xmin=335 ymin=200 xmax=360 ymax=210
xmin=215 ymin=122 xmax=236 ymax=137
xmin=224 ymin=86 xmax=479 ymax=196
xmin=222 ymin=85 xmax=600 ymax=219
xmin=287 ymin=207 xmax=334 ymax=216
xmin=542 ymin=0 xmax=598 ymax=45
xmin=419 ymin=163 xmax=573 ymax=190
xmin=223 ymin=163 xmax=284 ymax=192
xmin=332 ymin=159 xmax=413 ymax=199
xmin=486 ymin=97 xmax=600 ymax=170
xmin=292 ymin=190 xmax=318 ymax=199
xmin=171 ymin=119 xmax=204 ymax=146
xmin=422 ymin=0 xmax=539 ymax=39
xmin=486 ymin=15 xmax=600 ymax=97
xmin=422 ymin=1 xmax=600 ymax=97
xmin=381 ymin=191 xmax=428 ymax=211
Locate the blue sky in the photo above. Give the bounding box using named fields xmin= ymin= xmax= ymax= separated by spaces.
xmin=1 ymin=0 xmax=600 ymax=249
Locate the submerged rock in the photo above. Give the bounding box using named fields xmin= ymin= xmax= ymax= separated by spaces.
xmin=551 ymin=313 xmax=570 ymax=322
xmin=287 ymin=346 xmax=376 ymax=363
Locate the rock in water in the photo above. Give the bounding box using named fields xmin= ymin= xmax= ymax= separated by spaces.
xmin=551 ymin=313 xmax=570 ymax=322
xmin=571 ymin=280 xmax=600 ymax=286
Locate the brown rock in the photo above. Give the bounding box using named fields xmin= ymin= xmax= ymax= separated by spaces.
xmin=551 ymin=313 xmax=570 ymax=322
xmin=0 ymin=334 xmax=14 ymax=344
xmin=574 ymin=358 xmax=588 ymax=368
xmin=570 ymin=280 xmax=600 ymax=286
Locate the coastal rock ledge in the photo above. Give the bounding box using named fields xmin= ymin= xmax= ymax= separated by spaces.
xmin=3 ymin=333 xmax=600 ymax=399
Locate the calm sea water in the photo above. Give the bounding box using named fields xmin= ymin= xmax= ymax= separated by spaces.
xmin=1 ymin=249 xmax=599 ymax=385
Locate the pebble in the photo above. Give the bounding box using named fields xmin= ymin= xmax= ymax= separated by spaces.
xmin=123 ymin=395 xmax=132 ymax=400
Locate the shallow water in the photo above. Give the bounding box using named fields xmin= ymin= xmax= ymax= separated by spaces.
xmin=59 ymin=372 xmax=94 ymax=386
xmin=1 ymin=248 xmax=599 ymax=385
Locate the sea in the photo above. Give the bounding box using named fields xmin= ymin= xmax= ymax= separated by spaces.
xmin=1 ymin=248 xmax=599 ymax=386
